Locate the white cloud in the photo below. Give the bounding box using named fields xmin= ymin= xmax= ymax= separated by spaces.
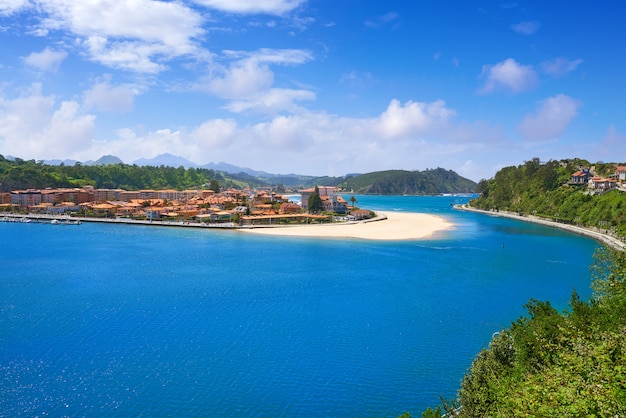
xmin=511 ymin=21 xmax=540 ymax=35
xmin=191 ymin=0 xmax=305 ymax=15
xmin=365 ymin=12 xmax=399 ymax=29
xmin=205 ymin=48 xmax=313 ymax=112
xmin=479 ymin=58 xmax=537 ymax=94
xmin=0 ymin=0 xmax=30 ymax=15
xmin=0 ymin=84 xmax=95 ymax=158
xmin=192 ymin=118 xmax=238 ymax=148
xmin=83 ymin=77 xmax=140 ymax=112
xmin=208 ymin=57 xmax=275 ymax=99
xmin=518 ymin=94 xmax=582 ymax=141
xmin=374 ymin=99 xmax=456 ymax=139
xmin=33 ymin=0 xmax=204 ymax=73
xmin=226 ymin=88 xmax=315 ymax=114
xmin=23 ymin=47 xmax=67 ymax=72
xmin=541 ymin=57 xmax=583 ymax=77
xmin=69 ymin=97 xmax=473 ymax=176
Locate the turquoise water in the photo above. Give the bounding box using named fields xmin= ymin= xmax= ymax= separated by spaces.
xmin=1 ymin=196 xmax=599 ymax=417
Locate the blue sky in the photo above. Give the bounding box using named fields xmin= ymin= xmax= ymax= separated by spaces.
xmin=0 ymin=0 xmax=624 ymax=181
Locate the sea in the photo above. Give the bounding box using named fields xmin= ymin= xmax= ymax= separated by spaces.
xmin=0 ymin=195 xmax=600 ymax=417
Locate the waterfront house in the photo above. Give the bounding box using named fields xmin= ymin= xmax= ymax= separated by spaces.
xmin=11 ymin=190 xmax=41 ymax=208
xmin=300 ymin=186 xmax=347 ymax=213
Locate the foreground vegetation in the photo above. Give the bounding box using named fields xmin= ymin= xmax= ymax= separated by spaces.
xmin=417 ymin=246 xmax=626 ymax=417
xmin=471 ymin=158 xmax=626 ymax=237
xmin=413 ymin=158 xmax=626 ymax=417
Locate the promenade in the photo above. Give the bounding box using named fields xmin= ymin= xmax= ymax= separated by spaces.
xmin=0 ymin=213 xmax=236 ymax=229
xmin=455 ymin=204 xmax=626 ymax=251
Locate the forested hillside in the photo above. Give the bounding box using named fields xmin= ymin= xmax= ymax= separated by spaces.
xmin=0 ymin=155 xmax=227 ymax=191
xmin=420 ymin=246 xmax=626 ymax=417
xmin=344 ymin=168 xmax=476 ymax=195
xmin=0 ymin=155 xmax=476 ymax=195
xmin=471 ymin=158 xmax=626 ymax=236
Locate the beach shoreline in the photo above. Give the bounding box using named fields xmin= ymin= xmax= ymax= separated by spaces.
xmin=1 ymin=211 xmax=454 ymax=241
xmin=238 ymin=211 xmax=454 ymax=240
xmin=455 ymin=204 xmax=626 ymax=251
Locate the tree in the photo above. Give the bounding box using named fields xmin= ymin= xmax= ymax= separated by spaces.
xmin=350 ymin=195 xmax=357 ymax=209
xmin=308 ymin=186 xmax=324 ymax=213
xmin=209 ymin=179 xmax=220 ymax=193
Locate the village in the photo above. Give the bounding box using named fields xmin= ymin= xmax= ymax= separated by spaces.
xmin=0 ymin=185 xmax=374 ymax=227
xmin=569 ymin=165 xmax=626 ymax=191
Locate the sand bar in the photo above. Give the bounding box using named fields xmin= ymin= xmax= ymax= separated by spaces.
xmin=239 ymin=211 xmax=453 ymax=240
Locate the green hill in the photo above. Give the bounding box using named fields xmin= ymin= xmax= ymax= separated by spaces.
xmin=470 ymin=157 xmax=626 ymax=236
xmin=343 ymin=168 xmax=476 ymax=195
xmin=417 ymin=158 xmax=626 ymax=417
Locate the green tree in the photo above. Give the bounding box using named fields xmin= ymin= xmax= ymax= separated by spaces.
xmin=350 ymin=195 xmax=357 ymax=209
xmin=308 ymin=186 xmax=324 ymax=213
xmin=209 ymin=179 xmax=220 ymax=193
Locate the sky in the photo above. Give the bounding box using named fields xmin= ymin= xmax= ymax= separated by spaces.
xmin=0 ymin=0 xmax=625 ymax=181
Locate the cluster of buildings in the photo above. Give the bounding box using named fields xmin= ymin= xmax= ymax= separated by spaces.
xmin=569 ymin=165 xmax=626 ymax=192
xmin=0 ymin=185 xmax=359 ymax=225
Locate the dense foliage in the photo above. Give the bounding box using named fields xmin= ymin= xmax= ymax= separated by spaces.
xmin=0 ymin=155 xmax=228 ymax=191
xmin=471 ymin=158 xmax=626 ymax=236
xmin=344 ymin=168 xmax=476 ymax=195
xmin=418 ymin=246 xmax=626 ymax=417
xmin=0 ymin=155 xmax=477 ymax=194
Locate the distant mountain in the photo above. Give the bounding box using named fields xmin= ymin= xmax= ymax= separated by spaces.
xmin=132 ymin=153 xmax=199 ymax=168
xmin=43 ymin=158 xmax=80 ymax=166
xmin=85 ymin=155 xmax=124 ymax=166
xmin=345 ymin=168 xmax=476 ymax=195
xmin=201 ymin=161 xmax=270 ymax=177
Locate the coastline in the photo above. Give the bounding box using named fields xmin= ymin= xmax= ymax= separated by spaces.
xmin=1 ymin=211 xmax=454 ymax=241
xmin=455 ymin=204 xmax=626 ymax=251
xmin=238 ymin=211 xmax=453 ymax=240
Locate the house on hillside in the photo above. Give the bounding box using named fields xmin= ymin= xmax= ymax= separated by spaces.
xmin=615 ymin=165 xmax=626 ymax=181
xmin=589 ymin=176 xmax=618 ymax=192
xmin=569 ymin=169 xmax=590 ymax=185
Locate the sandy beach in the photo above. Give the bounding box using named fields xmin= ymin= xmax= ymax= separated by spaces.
xmin=239 ymin=211 xmax=453 ymax=240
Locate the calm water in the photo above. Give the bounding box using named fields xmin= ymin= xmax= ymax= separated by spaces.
xmin=1 ymin=196 xmax=599 ymax=417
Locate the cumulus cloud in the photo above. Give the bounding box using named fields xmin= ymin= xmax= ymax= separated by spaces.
xmin=191 ymin=0 xmax=305 ymax=15
xmin=374 ymin=99 xmax=456 ymax=139
xmin=511 ymin=21 xmax=540 ymax=35
xmin=191 ymin=118 xmax=238 ymax=148
xmin=28 ymin=0 xmax=204 ymax=73
xmin=204 ymin=48 xmax=314 ymax=112
xmin=23 ymin=47 xmax=67 ymax=72
xmin=0 ymin=84 xmax=95 ymax=158
xmin=83 ymin=77 xmax=141 ymax=112
xmin=479 ymin=58 xmax=537 ymax=94
xmin=517 ymin=94 xmax=582 ymax=141
xmin=70 ymin=97 xmax=472 ymax=175
xmin=541 ymin=57 xmax=583 ymax=77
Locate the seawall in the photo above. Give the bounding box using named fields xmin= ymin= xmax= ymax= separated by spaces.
xmin=454 ymin=204 xmax=626 ymax=251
